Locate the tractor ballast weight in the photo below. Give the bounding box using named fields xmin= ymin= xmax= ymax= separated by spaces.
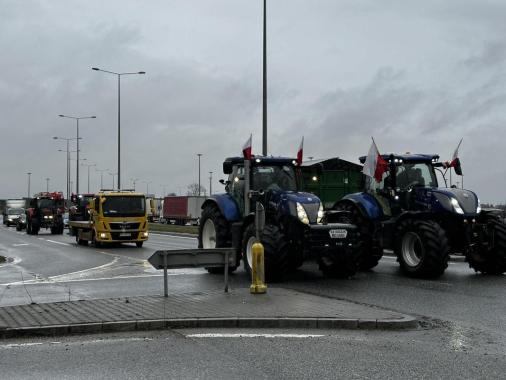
xmin=198 ymin=156 xmax=361 ymax=281
xmin=25 ymin=192 xmax=65 ymax=235
xmin=335 ymin=153 xmax=506 ymax=277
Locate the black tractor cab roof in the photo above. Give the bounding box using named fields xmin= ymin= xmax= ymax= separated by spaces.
xmin=359 ymin=153 xmax=440 ymax=165
xmin=224 ymin=156 xmax=297 ymax=166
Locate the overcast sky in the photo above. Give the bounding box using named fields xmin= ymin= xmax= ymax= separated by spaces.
xmin=1 ymin=0 xmax=505 ymax=203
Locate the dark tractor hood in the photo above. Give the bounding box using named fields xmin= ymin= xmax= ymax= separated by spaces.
xmin=268 ymin=190 xmax=321 ymax=224
xmin=431 ymin=188 xmax=479 ymax=215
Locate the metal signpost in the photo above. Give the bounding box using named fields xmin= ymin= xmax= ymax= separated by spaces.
xmin=148 ymin=248 xmax=237 ymax=296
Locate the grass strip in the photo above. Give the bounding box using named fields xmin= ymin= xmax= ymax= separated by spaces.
xmin=148 ymin=223 xmax=198 ymax=235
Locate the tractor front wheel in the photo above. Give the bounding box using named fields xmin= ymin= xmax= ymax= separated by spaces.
xmin=334 ymin=202 xmax=381 ymax=270
xmin=468 ymin=214 xmax=506 ymax=274
xmin=395 ymin=219 xmax=449 ymax=278
xmin=199 ymin=205 xmax=238 ymax=274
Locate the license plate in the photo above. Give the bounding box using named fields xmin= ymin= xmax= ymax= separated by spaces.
xmin=119 ymin=233 xmax=131 ymax=237
xmin=329 ymin=229 xmax=347 ymax=239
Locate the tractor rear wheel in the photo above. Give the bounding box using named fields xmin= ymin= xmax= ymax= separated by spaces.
xmin=199 ymin=205 xmax=238 ymax=274
xmin=395 ymin=219 xmax=449 ymax=278
xmin=31 ymin=219 xmax=40 ymax=235
xmin=242 ymin=223 xmax=290 ymax=282
xmin=334 ymin=202 xmax=381 ymax=270
xmin=468 ymin=214 xmax=506 ymax=274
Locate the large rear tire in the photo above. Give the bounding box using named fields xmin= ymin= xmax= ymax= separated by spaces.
xmin=198 ymin=205 xmax=238 ymax=274
xmin=31 ymin=219 xmax=40 ymax=235
xmin=334 ymin=202 xmax=382 ymax=270
xmin=395 ymin=219 xmax=449 ymax=278
xmin=468 ymin=214 xmax=506 ymax=274
xmin=242 ymin=223 xmax=290 ymax=282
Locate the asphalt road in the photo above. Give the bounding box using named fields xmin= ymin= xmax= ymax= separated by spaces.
xmin=0 ymin=223 xmax=505 ymax=379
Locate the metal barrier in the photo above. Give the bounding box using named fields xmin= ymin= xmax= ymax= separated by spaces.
xmin=148 ymin=248 xmax=237 ymax=296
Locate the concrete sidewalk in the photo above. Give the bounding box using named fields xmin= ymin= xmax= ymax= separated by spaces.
xmin=0 ymin=287 xmax=418 ymax=338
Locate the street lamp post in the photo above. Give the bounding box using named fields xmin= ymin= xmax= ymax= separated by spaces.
xmin=58 ymin=115 xmax=96 ymax=194
xmin=46 ymin=178 xmax=50 ymax=192
xmin=262 ymin=0 xmax=268 ymax=155
xmin=143 ymin=181 xmax=152 ymax=195
xmin=108 ymin=172 xmax=117 ymax=189
xmin=94 ymin=168 xmax=109 ymax=190
xmin=131 ymin=178 xmax=140 ymax=191
xmin=82 ymin=162 xmax=97 ymax=193
xmin=27 ymin=172 xmax=32 ymax=198
xmin=92 ymin=67 xmax=145 ymax=190
xmin=54 ymin=136 xmax=80 ymax=201
xmin=209 ymin=172 xmax=213 ymax=196
xmin=197 ymin=153 xmax=202 ymax=196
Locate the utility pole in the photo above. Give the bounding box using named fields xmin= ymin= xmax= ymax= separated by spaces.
xmin=209 ymin=171 xmax=213 ymax=196
xmin=197 ymin=153 xmax=202 ymax=196
xmin=262 ymin=0 xmax=267 ymax=156
xmin=27 ymin=172 xmax=32 ymax=198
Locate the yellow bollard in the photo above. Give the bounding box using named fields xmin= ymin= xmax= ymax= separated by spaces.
xmin=250 ymin=241 xmax=267 ymax=294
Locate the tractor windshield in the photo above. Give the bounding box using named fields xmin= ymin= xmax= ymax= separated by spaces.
xmin=252 ymin=165 xmax=297 ymax=192
xmin=366 ymin=162 xmax=438 ymax=192
xmin=102 ymin=196 xmax=146 ymax=217
xmin=37 ymin=199 xmax=57 ymax=209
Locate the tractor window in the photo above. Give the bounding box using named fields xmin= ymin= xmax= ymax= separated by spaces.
xmin=396 ymin=163 xmax=437 ymax=189
xmin=252 ymin=165 xmax=297 ymax=192
xmin=37 ymin=199 xmax=55 ymax=209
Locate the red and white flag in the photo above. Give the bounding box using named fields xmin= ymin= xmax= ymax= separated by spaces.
xmin=362 ymin=138 xmax=388 ymax=182
xmin=242 ymin=134 xmax=252 ymax=160
xmin=296 ymin=136 xmax=304 ymax=165
xmin=447 ymin=138 xmax=463 ymax=175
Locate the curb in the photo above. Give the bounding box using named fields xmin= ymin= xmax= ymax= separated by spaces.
xmin=0 ymin=315 xmax=418 ymax=339
xmin=148 ymin=231 xmax=197 ymax=238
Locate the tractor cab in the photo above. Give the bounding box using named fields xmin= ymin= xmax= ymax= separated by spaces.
xmin=222 ymin=156 xmax=301 ymax=218
xmin=359 ymin=154 xmax=440 ymax=216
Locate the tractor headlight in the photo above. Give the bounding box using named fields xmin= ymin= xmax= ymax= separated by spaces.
xmin=477 ymin=198 xmax=481 ymax=214
xmin=451 ymin=198 xmax=464 ymax=215
xmin=44 ymin=215 xmax=48 ymax=219
xmin=296 ymin=202 xmax=310 ymax=225
xmin=317 ymin=203 xmax=324 ymax=223
xmin=49 ymin=215 xmax=53 ymax=219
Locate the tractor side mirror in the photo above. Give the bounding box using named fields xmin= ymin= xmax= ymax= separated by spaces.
xmin=223 ymin=161 xmax=233 ymax=174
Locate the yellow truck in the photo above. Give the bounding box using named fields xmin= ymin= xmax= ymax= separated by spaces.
xmin=69 ymin=190 xmax=149 ymax=248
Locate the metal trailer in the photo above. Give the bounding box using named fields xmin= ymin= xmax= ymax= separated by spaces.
xmin=163 ymin=196 xmax=207 ymax=225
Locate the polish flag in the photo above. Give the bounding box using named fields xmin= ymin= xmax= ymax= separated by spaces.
xmin=362 ymin=138 xmax=388 ymax=182
xmin=242 ymin=134 xmax=252 ymax=160
xmin=448 ymin=138 xmax=463 ymax=175
xmin=296 ymin=137 xmax=304 ymax=165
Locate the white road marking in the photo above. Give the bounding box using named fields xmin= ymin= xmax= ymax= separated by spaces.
xmin=149 ymin=233 xmax=197 ymax=240
xmin=45 ymin=240 xmax=71 ymax=246
xmin=48 ymin=257 xmax=120 ymax=281
xmin=0 ymin=337 xmax=152 ymax=349
xmin=381 ymin=255 xmax=460 ymax=266
xmin=12 ymin=243 xmax=30 ymax=247
xmin=186 ymin=333 xmax=325 ymax=338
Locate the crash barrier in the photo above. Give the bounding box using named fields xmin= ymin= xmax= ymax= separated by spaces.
xmin=148 ymin=248 xmax=237 ymax=296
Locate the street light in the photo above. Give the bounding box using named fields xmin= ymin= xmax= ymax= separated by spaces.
xmin=54 ymin=136 xmax=81 ymax=201
xmin=108 ymin=172 xmax=117 ymax=189
xmin=27 ymin=172 xmax=32 ymax=198
xmin=209 ymin=172 xmax=213 ymax=196
xmin=92 ymin=67 xmax=146 ymax=190
xmin=143 ymin=180 xmax=152 ymax=195
xmin=262 ymin=0 xmax=267 ymax=155
xmin=130 ymin=178 xmax=140 ymax=191
xmin=45 ymin=178 xmax=50 ymax=192
xmin=197 ymin=153 xmax=202 ymax=196
xmin=95 ymin=168 xmax=109 ymax=190
xmin=58 ymin=115 xmax=96 ymax=193
xmin=82 ymin=162 xmax=97 ymax=193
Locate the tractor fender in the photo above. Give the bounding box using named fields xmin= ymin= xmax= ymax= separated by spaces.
xmin=334 ymin=193 xmax=383 ymax=221
xmin=201 ymin=194 xmax=240 ymax=223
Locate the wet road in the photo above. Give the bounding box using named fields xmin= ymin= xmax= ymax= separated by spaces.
xmin=0 ymin=223 xmax=505 ymax=378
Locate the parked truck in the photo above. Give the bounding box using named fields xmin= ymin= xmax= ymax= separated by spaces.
xmin=163 ymin=196 xmax=206 ymax=225
xmin=69 ymin=190 xmax=149 ymax=247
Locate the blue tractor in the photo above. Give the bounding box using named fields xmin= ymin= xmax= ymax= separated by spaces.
xmin=198 ymin=156 xmax=361 ymax=281
xmin=335 ymin=153 xmax=506 ymax=277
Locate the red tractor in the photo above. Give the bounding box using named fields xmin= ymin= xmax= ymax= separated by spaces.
xmin=25 ymin=192 xmax=65 ymax=235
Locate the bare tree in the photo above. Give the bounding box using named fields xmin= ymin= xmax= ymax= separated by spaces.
xmin=187 ymin=183 xmax=206 ymax=196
